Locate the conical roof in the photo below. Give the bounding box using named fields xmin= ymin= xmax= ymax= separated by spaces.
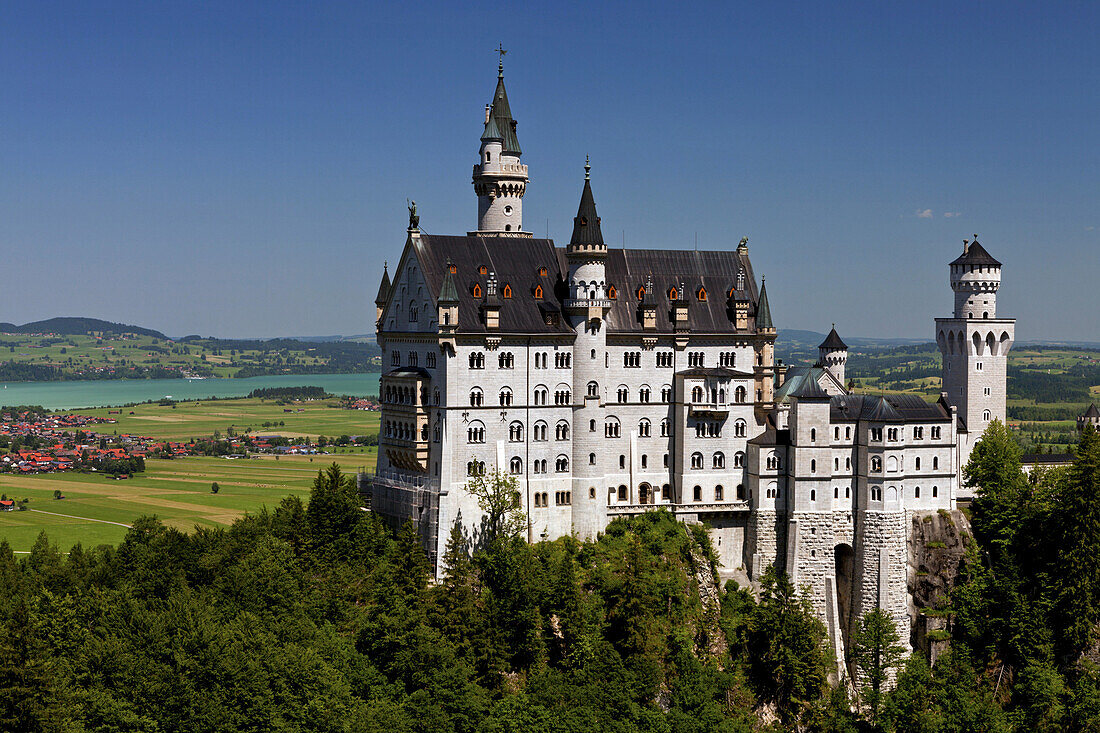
xmin=1085 ymin=403 xmax=1100 ymax=419
xmin=756 ymin=279 xmax=774 ymax=329
xmin=819 ymin=326 xmax=847 ymax=351
xmin=486 ymin=70 xmax=521 ymax=154
xmin=950 ymin=239 xmax=1001 ymax=267
xmin=438 ymin=268 xmax=459 ymax=304
xmin=374 ymin=265 xmax=391 ymax=306
xmin=569 ymin=164 xmax=604 ymax=248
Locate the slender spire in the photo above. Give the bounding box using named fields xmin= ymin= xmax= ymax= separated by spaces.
xmin=756 ymin=277 xmax=774 ymax=330
xmin=584 ymin=154 xmax=590 ymax=180
xmin=438 ymin=263 xmax=459 ymax=304
xmin=485 ymin=50 xmax=520 ymax=154
xmin=375 ymin=263 xmax=391 ymax=306
xmin=569 ymin=159 xmax=604 ymax=248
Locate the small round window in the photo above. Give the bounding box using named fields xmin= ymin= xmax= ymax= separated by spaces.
xmin=504 ymin=205 xmax=513 ymax=216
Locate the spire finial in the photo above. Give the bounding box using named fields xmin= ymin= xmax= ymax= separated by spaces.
xmin=496 ymin=44 xmax=507 ymax=78
xmin=584 ymin=155 xmax=590 ymax=180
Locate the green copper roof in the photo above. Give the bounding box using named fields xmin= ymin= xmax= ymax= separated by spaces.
xmin=438 ymin=268 xmax=459 ymax=304
xmin=756 ymin=279 xmax=774 ymax=329
xmin=488 ymin=74 xmax=521 ymax=154
xmin=374 ymin=265 xmax=391 ymax=306
xmin=481 ymin=113 xmax=504 ymax=141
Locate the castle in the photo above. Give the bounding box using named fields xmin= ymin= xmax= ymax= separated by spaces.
xmin=369 ymin=61 xmax=1014 ymax=664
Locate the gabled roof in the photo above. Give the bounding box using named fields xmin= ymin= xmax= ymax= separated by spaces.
xmin=819 ymin=326 xmax=847 ymax=351
xmin=790 ymin=376 xmax=830 ymax=400
xmin=950 ymin=239 xmax=1001 ymax=267
xmin=775 ymin=366 xmax=846 ymax=402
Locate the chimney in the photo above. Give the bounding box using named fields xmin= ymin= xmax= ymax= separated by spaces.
xmin=484 ymin=104 xmax=491 ymax=124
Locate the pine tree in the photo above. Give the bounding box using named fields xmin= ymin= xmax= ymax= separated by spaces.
xmin=966 ymin=419 xmax=1028 ymax=560
xmin=1052 ymin=423 xmax=1100 ymax=655
xmin=851 ymin=609 xmax=905 ymax=725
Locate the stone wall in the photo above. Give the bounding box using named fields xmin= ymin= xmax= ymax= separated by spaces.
xmin=852 ymin=509 xmax=911 ymax=656
xmin=747 ymin=508 xmax=786 ymax=580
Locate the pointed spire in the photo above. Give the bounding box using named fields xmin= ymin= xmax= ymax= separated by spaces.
xmin=756 ymin=277 xmax=774 ymax=330
xmin=819 ymin=325 xmax=847 ymax=351
xmin=585 ymin=154 xmax=590 ymax=180
xmin=438 ymin=263 xmax=459 ymax=304
xmin=485 ymin=54 xmax=520 ymax=154
xmin=569 ymin=159 xmax=604 ymax=248
xmin=375 ymin=263 xmax=391 ymax=306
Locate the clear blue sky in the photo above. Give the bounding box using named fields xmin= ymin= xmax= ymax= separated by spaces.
xmin=1 ymin=1 xmax=1096 ymax=341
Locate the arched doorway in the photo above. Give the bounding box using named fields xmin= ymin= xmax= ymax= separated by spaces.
xmin=639 ymin=482 xmax=652 ymax=505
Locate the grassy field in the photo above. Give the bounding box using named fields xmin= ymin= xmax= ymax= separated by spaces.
xmin=79 ymin=397 xmax=380 ymax=441
xmin=0 ymin=453 xmax=375 ymax=553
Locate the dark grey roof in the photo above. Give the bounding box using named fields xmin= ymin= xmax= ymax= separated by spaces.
xmin=829 ymin=393 xmax=950 ymax=423
xmin=1084 ymin=403 xmax=1100 ymax=419
xmin=569 ymin=171 xmax=604 ymax=247
xmin=678 ymin=367 xmax=754 ymax=379
xmin=1021 ymin=453 xmax=1075 ymax=465
xmin=411 ymin=234 xmax=569 ymax=334
xmin=487 ymin=71 xmax=521 ymax=154
xmin=756 ymin=280 xmax=774 ymax=329
xmin=602 ymin=248 xmax=763 ymax=334
xmin=950 ymin=240 xmax=1001 ymax=267
xmin=791 ymin=376 xmax=830 ymax=400
xmin=375 ymin=265 xmax=391 ymax=306
xmin=819 ymin=326 xmax=847 ymax=351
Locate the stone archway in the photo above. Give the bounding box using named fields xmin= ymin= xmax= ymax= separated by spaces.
xmin=639 ymin=482 xmax=653 ymax=505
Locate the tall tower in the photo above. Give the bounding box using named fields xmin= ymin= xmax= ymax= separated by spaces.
xmin=818 ymin=326 xmax=848 ymax=387
xmin=566 ymin=159 xmax=610 ymax=540
xmin=935 ymin=238 xmax=1015 ymax=463
xmin=471 ymin=57 xmax=529 ymax=235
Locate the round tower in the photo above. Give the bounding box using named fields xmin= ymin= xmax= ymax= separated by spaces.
xmin=818 ymin=325 xmax=848 ymax=386
xmin=950 ymin=237 xmax=1002 ymax=319
xmin=565 ymin=159 xmax=610 ymax=540
xmin=471 ymin=59 xmax=529 ymax=235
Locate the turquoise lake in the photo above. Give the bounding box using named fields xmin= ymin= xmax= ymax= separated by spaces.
xmin=0 ymin=373 xmax=381 ymax=410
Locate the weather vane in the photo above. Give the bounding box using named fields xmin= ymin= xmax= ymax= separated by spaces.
xmin=496 ymin=44 xmax=507 ymax=74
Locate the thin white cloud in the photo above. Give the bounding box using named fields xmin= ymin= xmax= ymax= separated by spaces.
xmin=916 ymin=209 xmax=933 ymax=219
xmin=1087 ymin=225 xmax=1096 ymax=231
xmin=944 ymin=212 xmax=961 ymax=218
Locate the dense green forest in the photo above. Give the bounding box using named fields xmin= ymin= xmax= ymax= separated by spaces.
xmin=4 ymin=429 xmax=1100 ymax=731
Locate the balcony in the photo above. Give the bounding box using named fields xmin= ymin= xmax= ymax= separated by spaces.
xmin=606 ymin=501 xmax=750 ymax=517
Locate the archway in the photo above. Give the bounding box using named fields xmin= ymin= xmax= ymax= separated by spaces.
xmin=639 ymin=482 xmax=652 ymax=505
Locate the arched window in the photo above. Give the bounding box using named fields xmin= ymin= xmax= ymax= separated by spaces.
xmin=810 ymin=490 xmax=816 ymax=501
xmin=478 ymin=265 xmax=488 ymax=275
xmin=589 ymin=453 xmax=595 ymax=465
xmin=498 ymin=352 xmax=514 ymax=369
xmin=604 ymin=419 xmax=621 ymax=438
xmin=983 ymin=409 xmax=991 ymax=421
xmin=735 ymin=420 xmax=747 ymax=438
xmin=617 ymin=386 xmax=629 ymax=403
xmin=714 ymin=485 xmax=723 ymax=500
xmin=556 ymin=421 xmax=570 ymax=441
xmin=713 ymin=452 xmax=725 ymax=469
xmin=915 ymin=486 xmax=921 ymax=498
xmin=871 ymin=456 xmax=882 ymax=472
xmin=933 ymin=456 xmax=939 ymax=470
xmin=810 ymin=459 xmax=816 ymax=473
xmin=534 ymin=284 xmax=543 ymax=299
xmin=692 ymin=386 xmax=703 ymax=402
xmin=639 ymin=419 xmax=651 ymax=437
xmin=618 ymin=485 xmax=628 ymax=502
xmin=469 ymin=388 xmax=483 ymax=407
xmin=555 ymin=455 xmax=569 ymax=472
xmin=467 ymin=422 xmax=485 ymax=444
xmin=932 ymin=485 xmax=939 ymax=498
xmin=509 ymin=457 xmax=522 ymax=474
xmin=499 ymin=387 xmax=513 ymax=406
xmin=693 ymin=485 xmax=702 ymax=502
xmin=810 ymin=428 xmax=816 ymax=442
xmin=587 ymin=381 xmax=599 ymax=397
xmin=469 ymin=352 xmax=484 ymax=369
xmin=734 ymin=451 xmax=745 ymax=467
xmin=467 ymin=460 xmax=486 ymax=476
xmin=534 ymin=386 xmax=548 ymax=405
xmin=661 ymin=385 xmax=672 ymax=402
xmin=735 ymin=386 xmax=746 ymax=403
xmin=636 ymin=286 xmax=645 ymax=300
xmin=660 ymin=418 xmax=671 ymax=437
xmin=639 ymin=386 xmax=651 ymax=403
xmin=538 ymin=266 xmax=548 ymax=277
xmin=509 ymin=422 xmax=524 ymax=442
xmin=691 ymin=452 xmax=704 ymax=469
xmin=533 ymin=421 xmax=547 ymax=441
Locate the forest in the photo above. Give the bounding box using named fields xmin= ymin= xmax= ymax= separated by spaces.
xmin=2 ymin=427 xmax=1100 ymax=732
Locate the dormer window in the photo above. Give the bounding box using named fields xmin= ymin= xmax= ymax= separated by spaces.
xmin=538 ymin=266 xmax=548 ymax=277
xmin=697 ymin=287 xmax=707 ymax=302
xmin=478 ymin=265 xmax=488 ymax=275
xmin=534 ymin=284 xmax=543 ymax=299
xmin=669 ymin=287 xmax=678 ymax=301
xmin=637 ymin=286 xmax=645 ymax=301
xmin=472 ymin=284 xmax=482 ymax=298
xmin=608 ymin=285 xmax=617 ymax=299
xmin=580 ymin=216 xmax=588 ymax=226
xmin=502 ymin=284 xmax=512 ymax=299
xmin=448 ymin=263 xmax=457 ymax=274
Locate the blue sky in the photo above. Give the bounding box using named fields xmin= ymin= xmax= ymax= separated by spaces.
xmin=1 ymin=1 xmax=1096 ymax=340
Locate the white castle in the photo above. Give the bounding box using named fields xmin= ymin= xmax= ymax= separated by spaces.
xmin=369 ymin=62 xmax=1014 ymax=664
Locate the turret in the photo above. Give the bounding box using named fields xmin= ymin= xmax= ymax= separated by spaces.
xmin=471 ymin=58 xmax=529 ymax=235
xmin=818 ymin=325 xmax=848 ymax=386
xmin=437 ymin=263 xmax=459 ymax=351
xmin=565 ymin=158 xmax=610 ymax=324
xmin=950 ymin=236 xmax=1002 ymax=320
xmin=375 ymin=263 xmax=391 ymax=326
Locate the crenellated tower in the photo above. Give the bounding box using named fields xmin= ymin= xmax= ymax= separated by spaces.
xmin=935 ymin=237 xmax=1014 ymax=468
xmin=471 ymin=58 xmax=529 ymax=235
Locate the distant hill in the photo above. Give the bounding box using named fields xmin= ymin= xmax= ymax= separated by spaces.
xmin=0 ymin=317 xmax=167 ymax=339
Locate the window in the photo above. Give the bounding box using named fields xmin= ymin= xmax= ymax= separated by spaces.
xmin=735 ymin=386 xmax=747 ymax=403
xmin=508 ymin=422 xmax=524 ymax=442
xmin=498 ymin=352 xmax=514 ymax=369
xmin=932 ymin=426 xmax=941 ymax=440
xmin=913 ymin=426 xmax=923 ymax=440
xmin=810 ymin=490 xmax=816 ymax=502
xmin=499 ymin=388 xmax=513 ymax=406
xmin=509 ymin=457 xmax=522 ymax=474
xmin=391 ymin=352 xmax=400 ymax=366
xmin=555 ymin=456 xmax=569 ymax=472
xmin=538 ymin=266 xmax=548 ymax=277
xmin=407 ymin=351 xmax=418 ymax=366
xmin=871 ymin=487 xmax=882 ymax=501
xmin=846 ymin=457 xmax=851 ymax=470
xmin=555 ymin=388 xmax=571 ymax=405
xmin=660 ymin=419 xmax=671 ymax=437
xmin=534 ymin=352 xmax=547 ymax=369
xmin=915 ymin=486 xmax=921 ymax=498
xmin=534 ymin=285 xmax=543 ymax=299
xmin=766 ymin=484 xmax=778 ymax=499
xmin=587 ymin=381 xmax=599 ymax=398
xmin=639 ymin=419 xmax=651 ymax=437
xmin=409 ymin=306 xmax=418 ymax=322
xmin=846 ymin=426 xmax=852 ymax=440
xmin=556 ymin=421 xmax=570 ymax=440
xmin=467 ymin=460 xmax=486 ymax=476
xmin=469 ymin=352 xmax=485 ymax=369
xmin=426 ymin=353 xmax=437 ymax=368
xmin=735 ymin=420 xmax=747 ymax=438
xmin=976 ymin=362 xmax=983 ymax=371
xmin=871 ymin=456 xmax=882 ymax=472
xmin=639 ymin=386 xmax=651 ymax=403
xmin=692 ymin=386 xmax=703 ymax=402
xmin=618 ymin=386 xmax=629 ymax=403
xmin=767 ymin=453 xmax=781 ymax=470
xmin=871 ymin=428 xmax=883 ymax=441
xmin=478 ymin=265 xmax=488 ymax=275
xmin=555 ymin=352 xmax=571 ymax=368
xmin=915 ymin=457 xmax=921 ymax=470
xmin=834 ymin=457 xmax=840 ymax=470
xmin=734 ymin=451 xmax=744 ymax=468
xmin=472 ymin=284 xmax=482 ymax=298
xmin=589 ymin=453 xmax=596 ymax=465
xmin=932 ymin=485 xmax=939 ymax=498
xmin=534 ymin=492 xmax=542 ymax=508
xmin=933 ymin=456 xmax=939 ymax=470
xmin=713 ymin=452 xmax=725 ymax=469
xmin=714 ymin=484 xmax=723 ymax=500
xmin=641 ymin=454 xmax=648 ymax=468
xmin=502 ymin=284 xmax=512 ymax=299
xmin=590 ymin=419 xmax=596 ymax=432
xmin=810 ymin=428 xmax=816 ymax=442
xmin=470 ymin=388 xmax=483 ymax=407
xmin=533 ymin=421 xmax=548 ymax=441
xmin=720 ymin=352 xmax=736 ymax=367
xmin=467 ymin=423 xmax=485 ymax=443
xmin=657 ymin=352 xmax=674 ymax=368
xmin=688 ymin=351 xmax=705 ymax=367
xmin=691 ymin=452 xmax=704 ymax=469
xmin=605 ymin=419 xmax=621 ymax=438
xmin=663 ymin=453 xmax=669 ymax=467
xmin=669 ymin=287 xmax=678 ymax=300
xmin=534 ymin=387 xmax=548 ymax=405
xmin=619 ymin=455 xmax=626 ymax=469
xmin=698 ymin=287 xmax=707 ymax=302
xmin=984 ymin=387 xmax=991 ymax=396
xmin=834 ymin=427 xmax=840 ymax=440
xmin=608 ymin=285 xmax=617 ymax=299
xmin=661 ymin=385 xmax=672 ymax=403
xmin=693 ymin=486 xmax=702 ymax=502
xmin=555 ymin=491 xmax=571 ymax=505
xmin=624 ymin=352 xmax=641 ymax=368
xmin=983 ymin=409 xmax=991 ymax=421
xmin=810 ymin=459 xmax=816 ymax=473
xmin=888 ymin=428 xmax=899 ymax=441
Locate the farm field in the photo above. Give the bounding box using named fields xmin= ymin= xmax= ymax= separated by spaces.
xmin=79 ymin=396 xmax=380 ymax=441
xmin=0 ymin=453 xmax=375 ymax=553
